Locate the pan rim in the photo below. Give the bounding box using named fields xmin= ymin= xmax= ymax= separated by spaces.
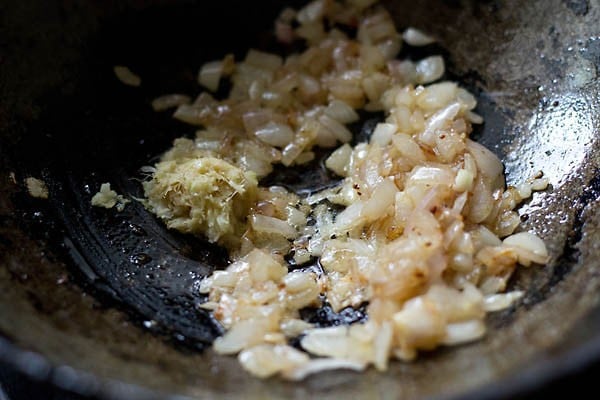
xmin=1 ymin=316 xmax=600 ymax=400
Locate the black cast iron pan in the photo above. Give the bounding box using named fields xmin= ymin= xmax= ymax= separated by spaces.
xmin=0 ymin=0 xmax=599 ymax=398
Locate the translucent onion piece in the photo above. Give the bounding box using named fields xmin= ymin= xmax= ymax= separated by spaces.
xmin=402 ymin=27 xmax=436 ymax=46
xmin=415 ymin=56 xmax=445 ymax=84
xmin=113 ymin=66 xmax=141 ymax=87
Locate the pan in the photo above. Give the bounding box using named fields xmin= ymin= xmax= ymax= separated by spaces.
xmin=0 ymin=0 xmax=599 ymax=398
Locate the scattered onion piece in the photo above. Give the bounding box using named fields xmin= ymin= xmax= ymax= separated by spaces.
xmin=403 ymin=27 xmax=436 ymax=46
xmin=113 ymin=66 xmax=141 ymax=87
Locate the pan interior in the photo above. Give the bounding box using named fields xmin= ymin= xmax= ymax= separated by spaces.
xmin=0 ymin=0 xmax=599 ymax=399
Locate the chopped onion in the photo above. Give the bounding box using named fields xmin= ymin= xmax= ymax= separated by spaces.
xmin=420 ymin=102 xmax=461 ymax=145
xmin=284 ymin=358 xmax=366 ymax=381
xmin=239 ymin=345 xmax=309 ymax=378
xmin=113 ymin=66 xmax=141 ymax=87
xmin=255 ymin=122 xmax=295 ymax=148
xmin=214 ymin=319 xmax=271 ymax=354
xmin=299 ymin=74 xmax=321 ymax=96
xmin=142 ymin=0 xmax=552 ymax=380
xmin=211 ymin=270 xmax=238 ymax=288
xmin=172 ymin=104 xmax=203 ymax=125
xmin=283 ymin=271 xmax=316 ymax=293
xmin=472 ymin=226 xmax=503 ymax=249
xmin=531 ymin=177 xmax=549 ymax=191
xmin=373 ymin=322 xmax=393 ymax=371
xmin=296 ymin=0 xmax=326 ymax=24
xmin=308 ymin=118 xmax=337 ymax=148
xmin=467 ymin=176 xmax=494 ymax=223
xmin=280 ymin=319 xmax=313 ymax=337
xmin=276 ymin=20 xmax=295 ymax=44
xmin=361 ymin=179 xmax=397 ymax=220
xmin=371 ymin=122 xmax=397 ymax=146
xmin=324 ymin=100 xmax=359 ymax=124
xmin=457 ymin=88 xmax=477 ymax=110
xmin=454 ymin=169 xmax=474 ymax=192
xmin=417 ymin=82 xmax=458 ymax=110
xmin=484 ymin=291 xmax=524 ymax=312
xmin=466 ymin=139 xmax=504 ymax=186
xmin=300 ymin=326 xmax=351 ymax=358
xmin=334 ymin=201 xmax=364 ymax=232
xmin=25 ymin=177 xmax=49 ymax=199
xmin=245 ymin=49 xmax=283 ymax=71
xmin=451 ymin=192 xmax=469 ymax=215
xmin=151 ymin=94 xmax=191 ymax=112
xmin=198 ymin=60 xmax=223 ymax=92
xmin=286 ymin=205 xmax=308 ymax=228
xmin=442 ymin=320 xmax=485 ymax=345
xmin=409 ymin=166 xmax=455 ymax=187
xmin=325 ymin=143 xmax=353 ymax=177
xmin=295 ymin=152 xmax=315 ymax=164
xmin=415 ymin=55 xmax=445 ymax=84
xmin=251 ymin=214 xmax=298 ymax=239
xmin=479 ymin=276 xmax=508 ymax=295
xmin=402 ymin=27 xmax=436 ymax=46
xmin=319 ymin=114 xmax=353 ymax=143
xmin=357 ymin=10 xmax=398 ymax=45
xmin=392 ymin=133 xmax=426 ymax=163
xmin=296 ymin=20 xmax=326 ymax=45
xmin=243 ymin=109 xmax=286 ymax=134
xmin=281 ymin=142 xmax=304 ymax=166
xmin=466 ymin=111 xmax=484 ymax=124
xmin=387 ymin=60 xmax=417 ymax=84
xmin=503 ymin=232 xmax=549 ymax=265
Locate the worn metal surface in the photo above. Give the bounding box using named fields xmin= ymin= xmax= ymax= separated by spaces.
xmin=0 ymin=0 xmax=599 ymax=399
